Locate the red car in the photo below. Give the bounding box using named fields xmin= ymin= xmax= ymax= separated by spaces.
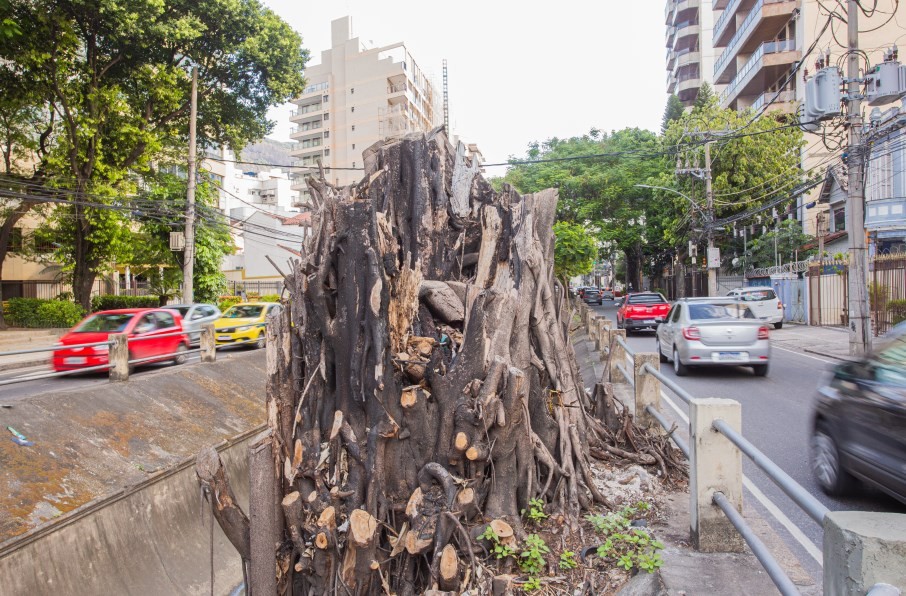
xmin=616 ymin=292 xmax=670 ymax=333
xmin=52 ymin=308 xmax=189 ymax=372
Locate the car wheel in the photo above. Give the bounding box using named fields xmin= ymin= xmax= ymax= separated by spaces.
xmin=811 ymin=425 xmax=855 ymax=496
xmin=752 ymin=363 xmax=768 ymax=377
xmin=255 ymin=332 xmax=266 ymax=349
xmin=656 ymin=338 xmax=668 ymax=363
xmin=774 ymin=321 xmax=783 ymax=330
xmin=673 ymin=347 xmax=688 ymax=376
xmin=173 ymin=343 xmax=188 ymax=365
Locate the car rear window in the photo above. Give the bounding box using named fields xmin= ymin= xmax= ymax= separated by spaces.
xmin=628 ymin=293 xmax=667 ymax=304
xmin=167 ymin=306 xmax=191 ymax=317
xmin=688 ymin=303 xmax=755 ymax=320
xmin=75 ymin=313 xmax=135 ymax=332
xmin=223 ymin=305 xmax=265 ymax=318
xmin=740 ymin=289 xmax=777 ymax=301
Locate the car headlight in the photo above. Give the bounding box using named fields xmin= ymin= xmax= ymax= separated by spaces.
xmin=237 ymin=325 xmax=252 ymax=332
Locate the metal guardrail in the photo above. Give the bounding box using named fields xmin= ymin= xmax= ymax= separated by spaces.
xmin=712 ymin=491 xmax=800 ymax=596
xmin=0 ymin=341 xmax=112 ymax=358
xmin=645 ymin=404 xmax=689 ymax=458
xmin=642 ymin=361 xmax=694 ymax=405
xmin=712 ymin=418 xmax=830 ymax=525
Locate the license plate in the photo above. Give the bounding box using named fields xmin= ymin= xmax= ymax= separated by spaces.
xmin=64 ymin=356 xmax=86 ymax=365
xmin=715 ymin=352 xmax=744 ymax=362
xmin=643 ymin=319 xmax=656 ymax=324
xmin=217 ymin=335 xmax=232 ymax=341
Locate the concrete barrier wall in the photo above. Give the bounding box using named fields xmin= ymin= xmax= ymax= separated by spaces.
xmin=0 ymin=351 xmax=267 ymax=595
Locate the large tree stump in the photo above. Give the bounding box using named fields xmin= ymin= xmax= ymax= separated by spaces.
xmin=203 ymin=130 xmax=616 ymax=594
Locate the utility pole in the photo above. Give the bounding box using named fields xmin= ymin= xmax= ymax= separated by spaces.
xmin=183 ymin=66 xmax=198 ymax=304
xmin=703 ymin=141 xmax=718 ymax=296
xmin=845 ymin=1 xmax=870 ymax=355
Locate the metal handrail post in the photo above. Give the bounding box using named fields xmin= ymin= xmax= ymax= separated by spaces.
xmin=109 ymin=333 xmax=129 ymax=382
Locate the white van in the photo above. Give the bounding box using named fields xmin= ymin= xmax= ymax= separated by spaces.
xmin=726 ymin=287 xmax=784 ymax=329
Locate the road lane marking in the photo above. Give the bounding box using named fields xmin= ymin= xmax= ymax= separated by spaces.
xmin=659 ymin=390 xmax=823 ymax=565
xmin=772 ymin=345 xmax=835 ymax=364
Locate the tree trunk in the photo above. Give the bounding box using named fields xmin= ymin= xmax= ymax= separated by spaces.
xmin=210 ymin=130 xmax=620 ymax=594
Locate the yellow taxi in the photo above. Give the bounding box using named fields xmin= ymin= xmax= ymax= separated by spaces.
xmin=213 ymin=302 xmax=282 ymax=348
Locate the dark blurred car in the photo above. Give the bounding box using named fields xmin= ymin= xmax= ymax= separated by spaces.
xmin=616 ymin=292 xmax=670 ymax=333
xmin=810 ymin=323 xmax=906 ymax=504
xmin=601 ymin=288 xmax=615 ymax=300
xmin=583 ymin=288 xmax=603 ymax=305
xmin=53 ymin=308 xmax=189 ymax=372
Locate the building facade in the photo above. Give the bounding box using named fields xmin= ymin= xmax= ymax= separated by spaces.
xmin=665 ymin=0 xmax=719 ymax=108
xmin=865 ymin=104 xmax=906 ymax=252
xmin=289 ymin=17 xmax=442 ymax=199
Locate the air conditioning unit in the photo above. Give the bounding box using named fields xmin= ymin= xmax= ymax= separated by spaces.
xmin=169 ymin=231 xmax=186 ymax=251
xmin=865 ymin=61 xmax=906 ymax=106
xmin=804 ymin=67 xmax=843 ymax=122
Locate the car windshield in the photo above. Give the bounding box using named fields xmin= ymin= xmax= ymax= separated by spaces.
xmin=75 ymin=313 xmax=135 ymax=333
xmin=223 ymin=305 xmax=264 ymax=319
xmin=741 ymin=289 xmax=776 ymax=301
xmin=688 ymin=303 xmax=755 ymax=320
xmin=628 ymin=294 xmax=666 ymax=304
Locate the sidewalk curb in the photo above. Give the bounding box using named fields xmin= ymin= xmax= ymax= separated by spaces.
xmin=803 ymin=348 xmax=854 ymax=362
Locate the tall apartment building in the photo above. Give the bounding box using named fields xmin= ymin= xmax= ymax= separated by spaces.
xmin=289 ymin=17 xmax=441 ymax=202
xmin=665 ymin=0 xmax=718 ymax=108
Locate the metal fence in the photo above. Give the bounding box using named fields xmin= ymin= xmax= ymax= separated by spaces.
xmin=225 ymin=280 xmax=285 ymax=297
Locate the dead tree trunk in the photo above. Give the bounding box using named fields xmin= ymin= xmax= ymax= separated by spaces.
xmin=210 ymin=130 xmax=615 ymax=594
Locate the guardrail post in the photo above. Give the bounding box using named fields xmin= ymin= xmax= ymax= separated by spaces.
xmin=824 ymin=511 xmax=906 ymax=595
xmin=633 ymin=354 xmax=660 ymax=429
xmin=689 ymin=397 xmax=744 ymax=552
xmin=200 ymin=323 xmax=216 ymax=363
xmin=595 ymin=318 xmax=612 ymax=352
xmin=608 ymin=329 xmax=627 ymax=380
xmin=109 ymin=334 xmax=129 ymax=382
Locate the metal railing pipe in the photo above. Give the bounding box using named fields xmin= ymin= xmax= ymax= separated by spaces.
xmin=712 ymin=418 xmax=830 ymax=525
xmin=642 ymin=362 xmax=694 ymax=404
xmin=616 ymin=363 xmax=634 ymax=386
xmin=712 ymin=491 xmax=801 ymax=596
xmin=615 ymin=334 xmax=635 ymax=357
xmin=0 ymin=363 xmax=113 ymax=386
xmin=0 ymin=341 xmax=112 ymax=358
xmin=645 ymin=404 xmax=689 ymax=458
xmin=126 ymin=331 xmax=192 ymax=342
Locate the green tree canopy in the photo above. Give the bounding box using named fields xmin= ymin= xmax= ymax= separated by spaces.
xmin=0 ymin=0 xmax=308 ymax=308
xmin=552 ymin=221 xmax=596 ymax=281
xmin=661 ymin=95 xmax=685 ymax=134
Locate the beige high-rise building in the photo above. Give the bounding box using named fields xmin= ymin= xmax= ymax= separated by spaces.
xmin=666 ymin=0 xmax=719 ymax=108
xmin=289 ymin=17 xmax=441 ymax=204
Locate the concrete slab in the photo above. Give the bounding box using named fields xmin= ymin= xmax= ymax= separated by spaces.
xmin=0 ymin=351 xmax=266 ymax=541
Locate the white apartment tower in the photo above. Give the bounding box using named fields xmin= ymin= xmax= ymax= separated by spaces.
xmin=666 ymin=0 xmax=718 ymax=108
xmin=290 ymin=17 xmax=441 ymax=203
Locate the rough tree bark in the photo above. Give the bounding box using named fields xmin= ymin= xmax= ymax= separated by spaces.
xmin=204 ymin=129 xmax=622 ymax=594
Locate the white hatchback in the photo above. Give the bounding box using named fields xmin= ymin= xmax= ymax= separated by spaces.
xmin=726 ymin=287 xmax=784 ymax=329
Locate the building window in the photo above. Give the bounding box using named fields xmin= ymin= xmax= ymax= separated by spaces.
xmin=352 ymin=144 xmax=355 ymax=150
xmin=351 ymin=125 xmax=355 ymax=131
xmin=324 ymin=130 xmax=329 ymax=138
xmin=350 ymin=87 xmax=354 ymax=94
xmin=8 ymin=228 xmax=22 ymax=253
xmin=324 ymin=149 xmax=330 ymax=156
xmin=323 ymin=95 xmax=328 ymax=103
xmin=352 ymin=162 xmax=356 ymax=168
xmin=351 ymin=106 xmax=355 ymax=113
xmin=324 ymin=113 xmax=329 ymax=121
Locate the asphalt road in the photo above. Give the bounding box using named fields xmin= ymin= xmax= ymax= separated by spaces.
xmin=0 ymin=345 xmax=261 ymax=405
xmin=590 ymin=300 xmax=905 ymax=581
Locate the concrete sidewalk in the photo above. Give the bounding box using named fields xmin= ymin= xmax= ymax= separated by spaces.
xmin=771 ymin=323 xmax=853 ymax=362
xmin=570 ymin=323 xmax=819 ymax=595
xmin=0 ymin=328 xmax=66 ymax=372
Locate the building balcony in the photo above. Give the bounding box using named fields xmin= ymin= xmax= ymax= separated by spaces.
xmin=671 ymin=0 xmax=700 ymax=26
xmin=750 ymin=89 xmax=798 ymax=114
xmin=718 ymin=39 xmax=799 ymax=105
xmin=676 ymin=49 xmax=701 ymax=69
xmin=667 ymin=48 xmax=676 ymax=69
xmin=666 ymin=0 xmax=675 ymax=24
xmin=714 ymin=0 xmax=746 ymax=46
xmin=866 ymin=198 xmax=906 ymax=231
xmin=676 ymin=70 xmax=702 ymax=101
xmin=666 ymin=25 xmax=676 ymax=47
xmin=714 ymin=0 xmax=798 ymax=82
xmin=672 ymin=21 xmax=701 ymax=51
xmin=668 ymin=72 xmax=678 ymax=93
xmin=714 ymin=0 xmax=732 ymax=9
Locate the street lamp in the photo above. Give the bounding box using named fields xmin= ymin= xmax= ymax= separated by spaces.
xmin=634 ymin=184 xmax=718 ymax=296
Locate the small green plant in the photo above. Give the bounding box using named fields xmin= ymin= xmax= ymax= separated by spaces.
xmin=558 ymin=550 xmax=578 ymax=570
xmin=518 ymin=534 xmax=550 ymax=575
xmin=522 ymin=576 xmax=542 ymax=591
xmin=479 ymin=526 xmax=516 ymax=560
xmin=587 ymin=501 xmax=664 ymax=574
xmin=521 ymin=498 xmax=548 ymax=523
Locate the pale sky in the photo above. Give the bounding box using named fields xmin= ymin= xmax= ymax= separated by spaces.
xmin=261 ymin=0 xmax=668 ymax=171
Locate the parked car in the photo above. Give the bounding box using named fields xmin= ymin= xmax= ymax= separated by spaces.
xmin=655 ymin=298 xmax=771 ymax=377
xmin=582 ymin=288 xmax=603 ymax=305
xmin=810 ymin=323 xmax=906 ymax=504
xmin=726 ymin=287 xmax=784 ymax=329
xmin=214 ymin=302 xmax=282 ymax=349
xmin=601 ymin=288 xmax=615 ymax=300
xmin=164 ymin=303 xmax=221 ymax=345
xmin=52 ymin=308 xmax=189 ymax=372
xmin=616 ymin=292 xmax=670 ymax=333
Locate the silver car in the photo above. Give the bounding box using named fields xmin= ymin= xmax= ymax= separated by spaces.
xmin=726 ymin=287 xmax=784 ymax=328
xmin=164 ymin=303 xmax=222 ymax=345
xmin=655 ymin=298 xmax=771 ymax=377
